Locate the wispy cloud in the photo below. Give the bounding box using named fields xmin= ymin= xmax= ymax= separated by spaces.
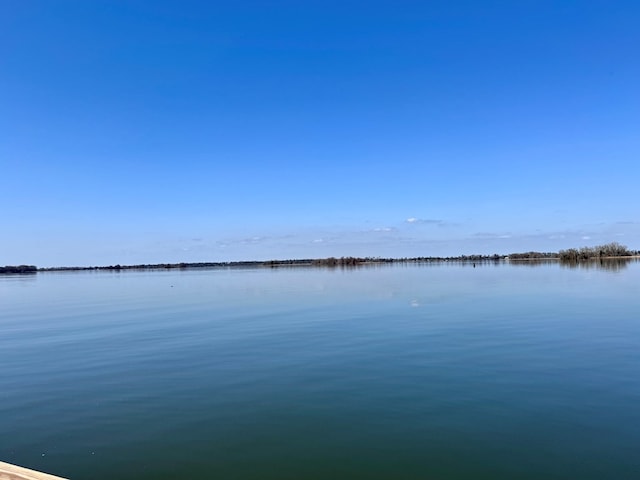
xmin=371 ymin=227 xmax=396 ymax=232
xmin=241 ymin=236 xmax=267 ymax=244
xmin=405 ymin=217 xmax=447 ymax=226
xmin=472 ymin=232 xmax=512 ymax=239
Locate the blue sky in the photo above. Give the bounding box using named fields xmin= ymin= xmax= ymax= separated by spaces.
xmin=2 ymin=1 xmax=639 ymax=267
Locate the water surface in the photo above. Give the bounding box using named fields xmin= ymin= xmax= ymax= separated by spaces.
xmin=1 ymin=262 xmax=639 ymax=479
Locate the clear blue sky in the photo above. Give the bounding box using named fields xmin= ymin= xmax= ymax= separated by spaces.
xmin=2 ymin=1 xmax=639 ymax=267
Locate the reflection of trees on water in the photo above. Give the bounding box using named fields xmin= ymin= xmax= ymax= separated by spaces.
xmin=509 ymin=257 xmax=638 ymax=272
xmin=559 ymin=257 xmax=637 ymax=272
xmin=508 ymin=259 xmax=556 ymax=268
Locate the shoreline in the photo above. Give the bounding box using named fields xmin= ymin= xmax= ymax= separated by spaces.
xmin=1 ymin=255 xmax=636 ymax=274
xmin=36 ymin=256 xmax=512 ymax=272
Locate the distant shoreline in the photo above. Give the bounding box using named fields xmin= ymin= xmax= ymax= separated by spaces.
xmin=36 ymin=255 xmax=513 ymax=272
xmin=3 ymin=252 xmax=639 ymax=274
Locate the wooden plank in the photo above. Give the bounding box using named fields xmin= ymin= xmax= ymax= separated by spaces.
xmin=0 ymin=461 xmax=68 ymax=480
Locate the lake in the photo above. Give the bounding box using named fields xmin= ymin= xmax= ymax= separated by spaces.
xmin=1 ymin=261 xmax=639 ymax=479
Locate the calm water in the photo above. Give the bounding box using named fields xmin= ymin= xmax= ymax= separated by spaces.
xmin=1 ymin=261 xmax=639 ymax=479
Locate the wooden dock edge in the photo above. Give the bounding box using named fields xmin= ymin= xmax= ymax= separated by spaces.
xmin=0 ymin=461 xmax=68 ymax=480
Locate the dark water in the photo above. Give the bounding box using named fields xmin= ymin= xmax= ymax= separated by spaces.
xmin=1 ymin=261 xmax=639 ymax=479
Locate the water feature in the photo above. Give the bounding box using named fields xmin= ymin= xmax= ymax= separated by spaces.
xmin=2 ymin=261 xmax=639 ymax=479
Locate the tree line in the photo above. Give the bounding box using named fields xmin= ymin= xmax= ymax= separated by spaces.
xmin=0 ymin=265 xmax=37 ymax=273
xmin=558 ymin=242 xmax=635 ymax=261
xmin=2 ymin=242 xmax=638 ymax=273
